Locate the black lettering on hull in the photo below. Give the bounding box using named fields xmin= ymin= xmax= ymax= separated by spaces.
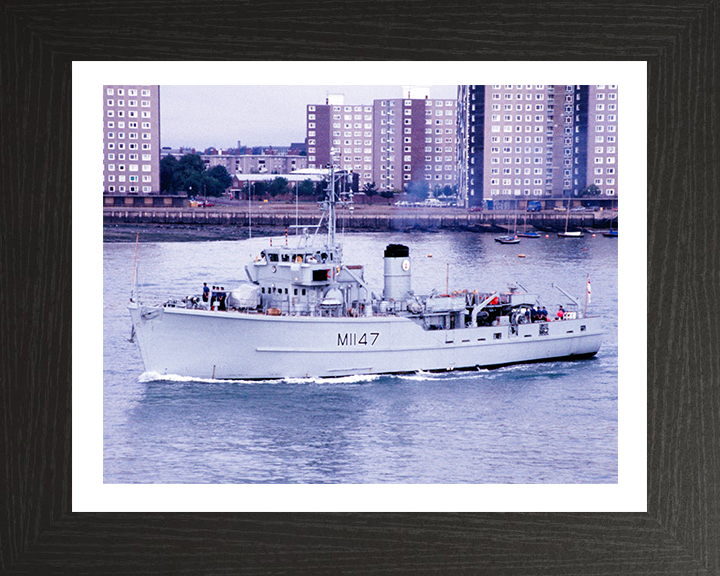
xmin=337 ymin=332 xmax=381 ymax=347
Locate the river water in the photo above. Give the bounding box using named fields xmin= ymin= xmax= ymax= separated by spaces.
xmin=103 ymin=230 xmax=618 ymax=484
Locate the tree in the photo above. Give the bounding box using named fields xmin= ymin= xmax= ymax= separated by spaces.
xmin=362 ymin=182 xmax=378 ymax=197
xmin=581 ymin=184 xmax=601 ymax=197
xmin=159 ymin=153 xmax=233 ymax=197
xmin=207 ymin=165 xmax=232 ymax=188
xmin=185 ymin=173 xmax=204 ymax=198
xmin=297 ymin=179 xmax=315 ymax=197
xmin=172 ymin=153 xmax=206 ymax=196
xmin=178 ymin=153 xmax=205 ymax=179
xmin=160 ymin=155 xmax=182 ymax=193
xmin=253 ymin=181 xmax=269 ymax=197
xmin=315 ymin=180 xmax=328 ymax=198
xmin=380 ymin=189 xmax=396 ymax=200
xmin=269 ymin=177 xmax=289 ymax=197
xmin=203 ymin=165 xmax=232 ymax=197
xmin=439 ymin=184 xmax=455 ymax=197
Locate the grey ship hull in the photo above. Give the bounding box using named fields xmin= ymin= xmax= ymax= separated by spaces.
xmin=129 ymin=303 xmax=603 ymax=380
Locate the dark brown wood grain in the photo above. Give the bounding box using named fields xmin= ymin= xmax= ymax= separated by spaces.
xmin=1 ymin=0 xmax=718 ymax=574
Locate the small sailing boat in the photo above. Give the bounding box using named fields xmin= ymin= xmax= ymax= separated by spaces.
xmin=496 ymin=203 xmax=521 ymax=244
xmin=517 ymin=209 xmax=541 ymax=238
xmin=603 ymin=213 xmax=618 ymax=237
xmin=558 ymin=201 xmax=584 ymax=238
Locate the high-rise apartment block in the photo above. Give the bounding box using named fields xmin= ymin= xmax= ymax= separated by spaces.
xmin=459 ymin=85 xmax=549 ymax=208
xmin=306 ymin=95 xmax=374 ymax=187
xmin=103 ymin=85 xmax=161 ymax=194
xmin=306 ymin=90 xmax=458 ymax=192
xmin=374 ymin=93 xmax=458 ymax=191
xmin=582 ymin=85 xmax=619 ymax=198
xmin=459 ymin=84 xmax=619 ymax=209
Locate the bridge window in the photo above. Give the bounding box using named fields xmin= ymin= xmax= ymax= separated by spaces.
xmin=313 ymin=269 xmax=330 ymax=282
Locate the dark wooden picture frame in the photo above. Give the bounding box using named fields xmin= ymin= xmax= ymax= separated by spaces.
xmin=2 ymin=1 xmax=718 ymax=573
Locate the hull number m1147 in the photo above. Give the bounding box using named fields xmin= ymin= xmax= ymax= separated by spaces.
xmin=338 ymin=332 xmax=380 ymax=346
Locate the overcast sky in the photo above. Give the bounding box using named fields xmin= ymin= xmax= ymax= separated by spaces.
xmin=159 ymin=85 xmax=459 ymax=150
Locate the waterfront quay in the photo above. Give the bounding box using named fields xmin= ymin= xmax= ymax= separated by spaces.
xmin=104 ymin=204 xmax=618 ymax=235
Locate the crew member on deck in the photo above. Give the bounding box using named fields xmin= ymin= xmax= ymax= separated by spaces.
xmin=557 ymin=305 xmax=565 ymax=320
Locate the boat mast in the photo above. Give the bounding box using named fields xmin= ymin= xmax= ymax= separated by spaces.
xmin=327 ymin=158 xmax=337 ymax=248
xmin=564 ymin=198 xmax=570 ymax=233
xmin=130 ymin=231 xmax=139 ymax=302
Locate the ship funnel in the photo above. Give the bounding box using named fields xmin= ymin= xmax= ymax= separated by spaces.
xmin=383 ymin=244 xmax=411 ymax=300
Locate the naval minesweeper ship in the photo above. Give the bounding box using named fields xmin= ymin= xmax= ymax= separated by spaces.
xmin=128 ymin=169 xmax=603 ymax=380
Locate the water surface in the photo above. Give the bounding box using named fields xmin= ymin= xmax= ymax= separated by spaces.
xmin=104 ymin=231 xmax=618 ymax=483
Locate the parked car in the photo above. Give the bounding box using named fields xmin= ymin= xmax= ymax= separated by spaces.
xmin=526 ymin=201 xmax=542 ymax=212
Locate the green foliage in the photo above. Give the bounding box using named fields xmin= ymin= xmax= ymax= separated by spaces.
xmin=208 ymin=165 xmax=232 ymax=188
xmin=184 ymin=173 xmax=203 ymax=197
xmin=160 ymin=154 xmax=183 ymax=194
xmin=315 ymin=180 xmax=328 ymax=198
xmin=178 ymin=153 xmax=205 ymax=176
xmin=242 ymin=181 xmax=269 ymax=198
xmin=435 ymin=184 xmax=455 ymax=198
xmin=297 ymin=179 xmax=315 ymax=197
xmin=362 ymin=182 xmax=378 ymax=197
xmin=380 ymin=189 xmax=396 ymax=200
xmin=581 ymin=184 xmax=601 ymax=197
xmin=269 ymin=177 xmax=289 ymax=197
xmin=205 ymin=165 xmax=232 ymax=197
xmin=160 ymin=153 xmax=233 ymax=197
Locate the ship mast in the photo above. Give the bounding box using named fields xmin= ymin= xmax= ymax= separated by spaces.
xmin=327 ymin=159 xmax=337 ymax=248
xmin=326 ymin=148 xmax=351 ymax=250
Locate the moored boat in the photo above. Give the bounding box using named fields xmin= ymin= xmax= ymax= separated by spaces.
xmin=558 ymin=201 xmax=584 ymax=237
xmin=494 ymin=235 xmax=521 ymax=244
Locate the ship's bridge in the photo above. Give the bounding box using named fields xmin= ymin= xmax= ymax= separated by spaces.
xmin=245 ymin=244 xmax=368 ymax=316
xmin=249 ymin=245 xmax=343 ymax=285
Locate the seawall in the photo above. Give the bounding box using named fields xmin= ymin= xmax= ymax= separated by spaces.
xmin=104 ymin=207 xmax=617 ymax=234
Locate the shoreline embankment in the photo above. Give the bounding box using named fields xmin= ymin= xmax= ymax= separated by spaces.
xmin=104 ymin=206 xmax=617 ymax=243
